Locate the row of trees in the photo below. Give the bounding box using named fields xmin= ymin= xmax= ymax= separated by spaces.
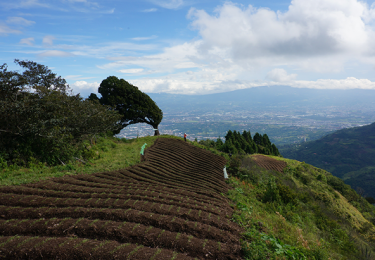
xmin=199 ymin=130 xmax=280 ymax=156
xmin=0 ymin=60 xmax=163 ymax=166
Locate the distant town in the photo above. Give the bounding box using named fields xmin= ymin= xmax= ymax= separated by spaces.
xmin=117 ymin=103 xmax=375 ymax=146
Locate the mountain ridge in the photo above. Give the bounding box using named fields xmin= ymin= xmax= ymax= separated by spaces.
xmin=281 ymin=121 xmax=375 ymax=198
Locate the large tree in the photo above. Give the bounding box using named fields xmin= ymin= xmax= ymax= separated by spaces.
xmin=0 ymin=60 xmax=121 ymax=165
xmin=92 ymin=76 xmax=163 ymax=136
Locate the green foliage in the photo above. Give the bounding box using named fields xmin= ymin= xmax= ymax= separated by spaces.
xmin=199 ymin=129 xmax=280 ymax=157
xmin=0 ymin=135 xmax=163 ymax=186
xmin=0 ymin=60 xmax=121 ymax=166
xmin=226 ymin=154 xmax=375 ymax=260
xmin=94 ymin=76 xmax=163 ymax=135
xmin=281 ymin=122 xmax=375 ymax=198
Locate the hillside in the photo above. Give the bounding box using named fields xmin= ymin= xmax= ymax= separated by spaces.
xmin=0 ymin=136 xmax=374 ymax=259
xmin=0 ymin=138 xmax=241 ymax=259
xmin=229 ymin=153 xmax=375 ymax=259
xmin=280 ymin=122 xmax=375 ymax=198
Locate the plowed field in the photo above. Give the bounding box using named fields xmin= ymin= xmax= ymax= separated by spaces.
xmin=252 ymin=154 xmax=287 ymax=173
xmin=0 ymin=138 xmax=242 ymax=260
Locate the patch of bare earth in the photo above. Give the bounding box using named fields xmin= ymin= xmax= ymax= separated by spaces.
xmin=0 ymin=138 xmax=242 ymax=260
xmin=252 ymin=155 xmax=287 ymax=173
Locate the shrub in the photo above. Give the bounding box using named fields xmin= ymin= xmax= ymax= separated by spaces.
xmin=317 ymin=173 xmax=327 ymax=183
xmin=262 ymin=177 xmax=280 ymax=203
xmin=0 ymin=156 xmax=7 ymax=169
xmin=277 ymin=184 xmax=297 ymax=205
xmin=327 ymin=176 xmax=347 ymax=194
xmin=299 ymin=174 xmax=312 ymax=185
xmin=228 ymin=156 xmax=242 ymax=176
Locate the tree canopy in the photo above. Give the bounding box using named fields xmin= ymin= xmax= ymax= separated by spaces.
xmin=0 ymin=60 xmax=121 ymax=166
xmin=199 ymin=129 xmax=280 ymax=156
xmin=90 ymin=76 xmax=163 ymax=135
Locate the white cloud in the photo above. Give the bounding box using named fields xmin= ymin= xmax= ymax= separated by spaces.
xmin=38 ymin=50 xmax=74 ymax=57
xmin=292 ymin=77 xmax=375 ymax=90
xmin=64 ymin=75 xmax=96 ymax=80
xmin=71 ymin=80 xmax=99 ymax=90
xmin=99 ymin=41 xmax=202 ymax=72
xmin=1 ymin=0 xmax=50 ymax=10
xmin=65 ymin=0 xmax=89 ymax=3
xmin=6 ymin=17 xmax=35 ymax=26
xmin=11 ymin=0 xmax=375 ymax=95
xmin=129 ymin=76 xmax=375 ymax=95
xmin=62 ymin=0 xmax=99 ymax=7
xmin=70 ymin=80 xmax=100 ymax=96
xmin=150 ymin=0 xmax=184 ymax=9
xmin=0 ymin=24 xmax=21 ymax=35
xmin=89 ymin=1 xmax=375 ymax=94
xmin=142 ymin=8 xmax=158 ymax=12
xmin=187 ymin=0 xmax=375 ymax=71
xmin=119 ymin=69 xmax=144 ymax=74
xmin=266 ymin=68 xmax=297 ymax=82
xmin=19 ymin=37 xmax=35 ymax=45
xmin=131 ymin=35 xmax=157 ymax=41
xmin=42 ymin=35 xmax=55 ymax=47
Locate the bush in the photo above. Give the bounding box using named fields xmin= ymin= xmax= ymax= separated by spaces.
xmin=327 ymin=176 xmax=347 ymax=194
xmin=277 ymin=184 xmax=297 ymax=205
xmin=0 ymin=156 xmax=7 ymax=169
xmin=317 ymin=173 xmax=327 ymax=183
xmin=228 ymin=156 xmax=242 ymax=175
xmin=262 ymin=177 xmax=280 ymax=203
xmin=299 ymin=174 xmax=312 ymax=185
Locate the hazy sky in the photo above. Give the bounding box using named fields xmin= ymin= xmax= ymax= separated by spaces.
xmin=2 ymin=0 xmax=375 ymax=96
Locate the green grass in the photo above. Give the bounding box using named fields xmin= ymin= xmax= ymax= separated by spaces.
xmin=227 ymin=155 xmax=375 ymax=259
xmin=0 ymin=133 xmax=204 ymax=186
xmin=0 ymin=135 xmax=167 ymax=186
xmin=2 ymin=133 xmax=374 ymax=259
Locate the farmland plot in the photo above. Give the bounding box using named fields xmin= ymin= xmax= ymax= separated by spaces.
xmin=251 ymin=155 xmax=287 ymax=173
xmin=0 ymin=138 xmax=242 ymax=259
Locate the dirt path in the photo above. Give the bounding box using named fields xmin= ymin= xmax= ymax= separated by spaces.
xmin=0 ymin=138 xmax=242 ymax=260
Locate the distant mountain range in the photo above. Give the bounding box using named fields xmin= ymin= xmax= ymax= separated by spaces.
xmin=281 ymin=122 xmax=375 ymax=198
xmin=149 ymin=85 xmax=375 ymax=112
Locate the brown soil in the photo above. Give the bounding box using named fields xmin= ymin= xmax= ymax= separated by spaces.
xmin=0 ymin=138 xmax=242 ymax=260
xmin=251 ymin=154 xmax=287 ymax=173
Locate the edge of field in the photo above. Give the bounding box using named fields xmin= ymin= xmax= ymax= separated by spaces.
xmin=0 ymin=135 xmax=227 ymax=186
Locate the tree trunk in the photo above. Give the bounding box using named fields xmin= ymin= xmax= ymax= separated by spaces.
xmin=154 ymin=129 xmax=160 ymax=136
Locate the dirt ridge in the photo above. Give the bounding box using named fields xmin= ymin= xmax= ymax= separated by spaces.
xmin=0 ymin=137 xmax=242 ymax=259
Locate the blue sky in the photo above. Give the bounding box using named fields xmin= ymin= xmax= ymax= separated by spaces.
xmin=2 ymin=0 xmax=375 ymax=96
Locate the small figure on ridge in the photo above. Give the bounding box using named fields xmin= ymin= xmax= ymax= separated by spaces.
xmin=184 ymin=133 xmax=187 ymax=142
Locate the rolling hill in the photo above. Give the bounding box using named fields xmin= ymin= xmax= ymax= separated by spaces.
xmin=281 ymin=122 xmax=375 ymax=198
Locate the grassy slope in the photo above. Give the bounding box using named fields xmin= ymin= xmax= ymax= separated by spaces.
xmin=228 ymin=155 xmax=375 ymax=259
xmin=0 ymin=135 xmax=224 ymax=187
xmin=1 ymin=135 xmax=375 ymax=259
xmin=280 ymin=122 xmax=375 ymax=198
xmin=0 ymin=135 xmax=160 ymax=186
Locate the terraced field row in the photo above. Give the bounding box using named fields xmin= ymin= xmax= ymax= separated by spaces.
xmin=0 ymin=138 xmax=242 ymax=259
xmin=252 ymin=154 xmax=287 ymax=173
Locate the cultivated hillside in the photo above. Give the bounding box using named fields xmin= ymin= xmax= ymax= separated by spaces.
xmin=281 ymin=122 xmax=375 ymax=198
xmin=0 ymin=138 xmax=242 ymax=259
xmin=1 ymin=136 xmax=375 ymax=259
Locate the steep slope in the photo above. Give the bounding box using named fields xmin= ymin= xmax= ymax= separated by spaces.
xmin=227 ymin=153 xmax=375 ymax=259
xmin=0 ymin=138 xmax=242 ymax=260
xmin=281 ymin=122 xmax=375 ymax=197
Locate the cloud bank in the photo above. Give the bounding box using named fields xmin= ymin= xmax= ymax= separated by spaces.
xmin=90 ymin=0 xmax=375 ymax=94
xmin=10 ymin=0 xmax=375 ymax=95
